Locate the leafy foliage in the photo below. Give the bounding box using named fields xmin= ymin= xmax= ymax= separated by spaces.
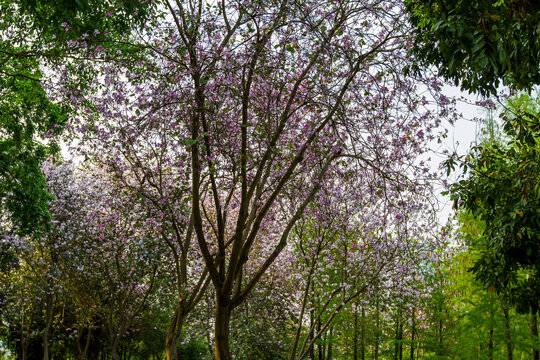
xmin=0 ymin=42 xmax=66 ymax=235
xmin=0 ymin=0 xmax=156 ymax=236
xmin=446 ymin=93 xmax=540 ymax=313
xmin=406 ymin=0 xmax=540 ymax=95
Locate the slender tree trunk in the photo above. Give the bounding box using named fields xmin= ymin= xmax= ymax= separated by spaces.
xmin=166 ymin=304 xmax=185 ymax=360
xmin=214 ymin=297 xmax=232 ymax=360
xmin=410 ymin=307 xmax=416 ymax=360
xmin=361 ymin=306 xmax=365 ymax=360
xmin=395 ymin=306 xmax=403 ymax=360
xmin=532 ymin=310 xmax=539 ymax=360
xmin=488 ymin=313 xmax=494 ymax=360
xmin=308 ymin=309 xmax=315 ymax=360
xmin=21 ymin=304 xmax=35 ymax=360
xmin=353 ymin=310 xmax=357 ymax=360
xmin=503 ymin=305 xmax=513 ymax=360
xmin=399 ymin=314 xmax=403 ymax=360
xmin=327 ymin=327 xmax=333 ymax=360
xmin=42 ymin=294 xmax=54 ymax=360
xmin=374 ymin=295 xmax=380 ymax=360
xmin=437 ymin=304 xmax=444 ymax=356
xmin=317 ymin=318 xmax=323 ymax=360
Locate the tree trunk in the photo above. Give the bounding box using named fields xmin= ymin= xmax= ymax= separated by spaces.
xmin=111 ymin=338 xmax=121 ymax=360
xmin=395 ymin=306 xmax=403 ymax=360
xmin=22 ymin=341 xmax=29 ymax=360
xmin=361 ymin=306 xmax=365 ymax=360
xmin=374 ymin=295 xmax=380 ymax=360
xmin=399 ymin=316 xmax=403 ymax=360
xmin=42 ymin=294 xmax=54 ymax=360
xmin=410 ymin=307 xmax=416 ymax=360
xmin=327 ymin=327 xmax=333 ymax=360
xmin=503 ymin=305 xmax=513 ymax=360
xmin=214 ymin=297 xmax=232 ymax=360
xmin=353 ymin=304 xmax=358 ymax=360
xmin=166 ymin=305 xmax=185 ymax=360
xmin=317 ymin=318 xmax=323 ymax=360
xmin=43 ymin=328 xmax=51 ymax=360
xmin=488 ymin=313 xmax=494 ymax=360
xmin=76 ymin=327 xmax=92 ymax=360
xmin=437 ymin=304 xmax=444 ymax=356
xmin=532 ymin=311 xmax=539 ymax=360
xmin=308 ymin=309 xmax=315 ymax=360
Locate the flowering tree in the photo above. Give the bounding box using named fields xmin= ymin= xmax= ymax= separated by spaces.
xmin=286 ymin=162 xmax=441 ymax=359
xmin=0 ymin=160 xmax=168 ymax=359
xmin=61 ymin=57 xmax=211 ymax=359
xmin=51 ymin=0 xmax=456 ymax=358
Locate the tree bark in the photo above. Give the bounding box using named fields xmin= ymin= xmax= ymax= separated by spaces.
xmin=22 ymin=341 xmax=29 ymax=360
xmin=488 ymin=311 xmax=494 ymax=360
xmin=503 ymin=305 xmax=513 ymax=360
xmin=395 ymin=306 xmax=403 ymax=360
xmin=42 ymin=294 xmax=54 ymax=360
xmin=308 ymin=309 xmax=315 ymax=360
xmin=532 ymin=311 xmax=539 ymax=360
xmin=76 ymin=327 xmax=92 ymax=360
xmin=111 ymin=338 xmax=121 ymax=360
xmin=374 ymin=294 xmax=380 ymax=360
xmin=214 ymin=297 xmax=232 ymax=360
xmin=410 ymin=307 xmax=416 ymax=360
xmin=166 ymin=305 xmax=185 ymax=360
xmin=317 ymin=318 xmax=323 ymax=360
xmin=353 ymin=304 xmax=358 ymax=360
xmin=361 ymin=305 xmax=365 ymax=360
xmin=327 ymin=327 xmax=333 ymax=360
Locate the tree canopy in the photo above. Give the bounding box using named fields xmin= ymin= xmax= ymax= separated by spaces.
xmin=406 ymin=0 xmax=540 ymax=95
xmin=446 ymin=92 xmax=540 ymax=315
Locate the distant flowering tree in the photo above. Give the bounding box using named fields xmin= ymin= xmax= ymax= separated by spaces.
xmin=286 ymin=163 xmax=441 ymax=359
xmin=0 ymin=160 xmax=167 ymax=360
xmin=54 ymin=0 xmax=456 ymax=358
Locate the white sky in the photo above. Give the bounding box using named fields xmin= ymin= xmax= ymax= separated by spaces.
xmin=434 ymin=84 xmax=500 ymax=225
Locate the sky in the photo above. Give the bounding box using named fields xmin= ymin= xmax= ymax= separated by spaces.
xmin=434 ymin=84 xmax=502 ymax=224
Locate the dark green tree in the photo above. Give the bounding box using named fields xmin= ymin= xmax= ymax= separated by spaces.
xmin=406 ymin=0 xmax=540 ymax=95
xmin=0 ymin=0 xmax=157 ymax=235
xmin=446 ymin=93 xmax=540 ymax=357
xmin=0 ymin=42 xmax=66 ymax=235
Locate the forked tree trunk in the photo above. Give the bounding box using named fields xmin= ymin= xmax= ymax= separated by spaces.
xmin=166 ymin=306 xmax=185 ymax=360
xmin=76 ymin=327 xmax=92 ymax=360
